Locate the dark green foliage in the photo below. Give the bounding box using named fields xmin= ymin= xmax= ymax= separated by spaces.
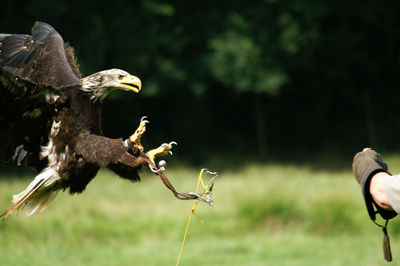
xmin=2 ymin=1 xmax=400 ymax=162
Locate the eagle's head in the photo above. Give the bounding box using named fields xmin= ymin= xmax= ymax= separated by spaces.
xmin=80 ymin=69 xmax=142 ymax=101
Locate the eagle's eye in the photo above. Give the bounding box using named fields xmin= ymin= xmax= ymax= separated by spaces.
xmin=118 ymin=75 xmax=124 ymax=80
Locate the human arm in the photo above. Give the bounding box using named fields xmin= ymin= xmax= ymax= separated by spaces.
xmin=370 ymin=171 xmax=393 ymax=211
xmin=352 ymin=148 xmax=397 ymax=219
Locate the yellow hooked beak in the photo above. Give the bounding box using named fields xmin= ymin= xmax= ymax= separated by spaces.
xmin=119 ymin=75 xmax=142 ymax=93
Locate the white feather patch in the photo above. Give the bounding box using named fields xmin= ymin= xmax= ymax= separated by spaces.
xmin=10 ymin=166 xmax=62 ymax=216
xmin=40 ymin=120 xmax=61 ymax=160
xmin=4 ymin=116 xmax=68 ymax=217
xmin=40 ymin=141 xmax=52 ymax=159
xmin=50 ymin=120 xmax=61 ymax=136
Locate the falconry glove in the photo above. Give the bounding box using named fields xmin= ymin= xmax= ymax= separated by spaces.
xmin=352 ymin=148 xmax=397 ymax=262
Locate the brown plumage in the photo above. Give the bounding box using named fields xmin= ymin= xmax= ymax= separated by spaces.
xmin=0 ymin=22 xmax=148 ymax=217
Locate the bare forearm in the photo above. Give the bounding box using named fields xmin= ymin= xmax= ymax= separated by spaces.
xmin=370 ymin=172 xmax=394 ymax=211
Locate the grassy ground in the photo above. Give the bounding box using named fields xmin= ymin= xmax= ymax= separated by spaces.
xmin=1 ymin=157 xmax=400 ymax=266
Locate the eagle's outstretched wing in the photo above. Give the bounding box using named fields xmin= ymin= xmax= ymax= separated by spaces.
xmin=0 ymin=22 xmax=81 ymax=170
xmin=0 ymin=22 xmax=80 ymax=87
xmin=74 ymin=134 xmax=142 ymax=187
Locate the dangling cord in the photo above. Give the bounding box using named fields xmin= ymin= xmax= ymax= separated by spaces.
xmin=176 ymin=169 xmax=217 ymax=266
xmin=373 ymin=219 xmax=392 ymax=262
xmin=382 ymin=220 xmax=392 ymax=262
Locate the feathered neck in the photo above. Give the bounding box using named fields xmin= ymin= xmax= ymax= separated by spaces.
xmin=80 ymin=72 xmax=113 ymax=102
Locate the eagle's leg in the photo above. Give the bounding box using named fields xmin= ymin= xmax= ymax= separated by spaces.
xmin=145 ymin=141 xmax=177 ymax=172
xmin=128 ymin=116 xmax=149 ymax=153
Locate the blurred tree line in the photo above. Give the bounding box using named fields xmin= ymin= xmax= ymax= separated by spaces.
xmin=2 ymin=0 xmax=400 ymax=165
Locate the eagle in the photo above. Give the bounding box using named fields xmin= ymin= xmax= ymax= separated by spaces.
xmin=0 ymin=22 xmax=178 ymax=218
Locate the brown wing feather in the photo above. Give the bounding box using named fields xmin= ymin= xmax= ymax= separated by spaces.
xmin=0 ymin=22 xmax=81 ymax=170
xmin=64 ymin=43 xmax=82 ymax=80
xmin=0 ymin=22 xmax=80 ymax=88
xmin=75 ymin=134 xmax=143 ymax=182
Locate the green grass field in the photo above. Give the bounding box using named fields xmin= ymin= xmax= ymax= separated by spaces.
xmin=1 ymin=157 xmax=400 ymax=266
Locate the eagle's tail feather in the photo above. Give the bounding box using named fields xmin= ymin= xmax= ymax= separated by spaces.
xmin=25 ymin=190 xmax=59 ymax=216
xmin=1 ymin=168 xmax=61 ymax=219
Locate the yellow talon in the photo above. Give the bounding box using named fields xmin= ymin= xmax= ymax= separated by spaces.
xmin=146 ymin=141 xmax=177 ymax=171
xmin=129 ymin=116 xmax=149 ymax=152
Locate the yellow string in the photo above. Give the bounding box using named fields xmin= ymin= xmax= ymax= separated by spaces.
xmin=176 ymin=169 xmax=210 ymax=266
